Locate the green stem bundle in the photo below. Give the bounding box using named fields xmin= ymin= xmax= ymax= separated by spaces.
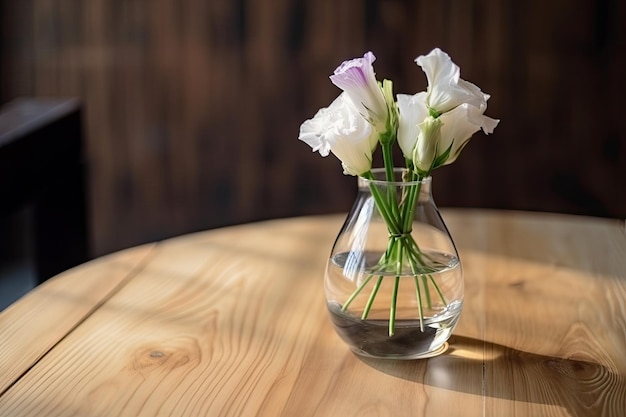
xmin=341 ymin=164 xmax=447 ymax=336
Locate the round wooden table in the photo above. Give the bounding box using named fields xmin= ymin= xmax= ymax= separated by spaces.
xmin=1 ymin=210 xmax=625 ymax=416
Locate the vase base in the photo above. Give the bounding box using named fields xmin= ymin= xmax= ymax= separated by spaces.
xmin=350 ymin=342 xmax=449 ymax=360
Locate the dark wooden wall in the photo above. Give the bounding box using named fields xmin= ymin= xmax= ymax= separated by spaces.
xmin=2 ymin=0 xmax=625 ymax=257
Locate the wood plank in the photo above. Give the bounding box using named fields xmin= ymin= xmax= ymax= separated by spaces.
xmin=0 ymin=215 xmax=483 ymax=416
xmin=445 ymin=209 xmax=626 ymax=416
xmin=0 ymin=244 xmax=155 ymax=394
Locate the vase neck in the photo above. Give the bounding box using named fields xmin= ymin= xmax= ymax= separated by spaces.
xmin=359 ymin=168 xmax=432 ymax=190
xmin=357 ymin=173 xmax=434 ymax=209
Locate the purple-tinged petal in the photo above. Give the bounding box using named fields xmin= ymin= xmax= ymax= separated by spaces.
xmin=330 ymin=52 xmax=389 ymax=133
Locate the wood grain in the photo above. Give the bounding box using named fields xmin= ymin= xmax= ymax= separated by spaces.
xmin=0 ymin=210 xmax=624 ymax=416
xmin=1 ymin=0 xmax=625 ymax=258
xmin=445 ymin=210 xmax=626 ymax=416
xmin=0 ymin=244 xmax=155 ymax=394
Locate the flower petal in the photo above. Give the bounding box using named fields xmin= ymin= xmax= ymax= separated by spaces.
xmin=437 ymin=103 xmax=500 ymax=166
xmin=397 ymin=92 xmax=428 ymax=160
xmin=416 ymin=48 xmax=486 ymax=113
xmin=298 ymin=107 xmax=334 ymax=157
xmin=298 ymin=93 xmax=377 ymax=176
xmin=330 ymin=51 xmax=389 ymax=133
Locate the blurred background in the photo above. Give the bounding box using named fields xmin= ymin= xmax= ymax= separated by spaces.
xmin=1 ymin=0 xmax=624 ymax=265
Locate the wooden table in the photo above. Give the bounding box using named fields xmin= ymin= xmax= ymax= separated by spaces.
xmin=1 ymin=210 xmax=625 ymax=416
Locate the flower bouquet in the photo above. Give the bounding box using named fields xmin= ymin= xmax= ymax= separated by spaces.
xmin=298 ymin=49 xmax=498 ymax=356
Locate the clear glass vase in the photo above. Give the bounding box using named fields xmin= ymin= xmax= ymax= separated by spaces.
xmin=325 ymin=168 xmax=463 ymax=359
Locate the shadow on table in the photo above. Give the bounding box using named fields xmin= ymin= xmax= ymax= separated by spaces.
xmin=358 ymin=335 xmax=626 ymax=416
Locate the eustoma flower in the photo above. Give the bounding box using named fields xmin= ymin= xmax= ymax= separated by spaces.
xmin=298 ymin=93 xmax=378 ymax=176
xmin=329 ymin=51 xmax=393 ymax=137
xmin=398 ymin=48 xmax=499 ymax=174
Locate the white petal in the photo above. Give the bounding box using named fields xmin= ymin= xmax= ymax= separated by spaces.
xmin=299 ymin=93 xmax=376 ymax=175
xmin=467 ymin=101 xmax=500 ymax=134
xmin=298 ymin=107 xmax=334 ymax=157
xmin=330 ymin=51 xmax=389 ymax=133
xmin=438 ymin=103 xmax=498 ymax=166
xmin=416 ymin=48 xmax=487 ymax=113
xmin=397 ymin=92 xmax=428 ymax=160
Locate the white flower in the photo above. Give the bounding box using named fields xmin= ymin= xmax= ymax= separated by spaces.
xmin=397 ymin=92 xmax=498 ymax=172
xmin=298 ymin=93 xmax=378 ymax=176
xmin=416 ymin=48 xmax=486 ymax=115
xmin=330 ymin=51 xmax=390 ymax=134
xmin=397 ymin=49 xmax=500 ymax=173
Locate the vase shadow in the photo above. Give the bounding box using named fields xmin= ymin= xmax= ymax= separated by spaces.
xmin=357 ymin=335 xmax=626 ymax=416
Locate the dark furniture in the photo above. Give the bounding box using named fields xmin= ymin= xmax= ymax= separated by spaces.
xmin=0 ymin=98 xmax=89 ymax=309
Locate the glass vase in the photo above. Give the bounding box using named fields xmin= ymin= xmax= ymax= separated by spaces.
xmin=324 ymin=168 xmax=463 ymax=359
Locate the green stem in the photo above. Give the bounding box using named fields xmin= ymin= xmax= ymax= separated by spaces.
xmin=343 ymin=235 xmax=396 ymax=314
xmin=381 ymin=142 xmax=396 ymax=183
xmin=388 ymin=236 xmax=404 ymax=335
xmin=412 ymin=275 xmax=425 ymax=332
xmin=430 ymin=275 xmax=448 ymax=306
xmin=381 ymin=142 xmax=401 ymax=222
xmin=401 ymin=172 xmax=421 ymax=233
xmin=381 ymin=141 xmax=402 ymax=234
xmin=362 ymin=276 xmax=383 ymax=319
xmin=362 ymin=171 xmax=402 ymax=235
xmin=341 ymin=273 xmax=374 ymax=312
xmin=422 ymin=276 xmax=433 ymax=309
xmin=389 ymin=276 xmax=400 ymax=336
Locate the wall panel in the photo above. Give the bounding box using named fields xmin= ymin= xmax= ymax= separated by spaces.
xmin=2 ymin=0 xmax=624 ymax=256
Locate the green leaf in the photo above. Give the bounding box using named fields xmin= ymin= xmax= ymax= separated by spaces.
xmin=432 ymin=140 xmax=454 ymax=170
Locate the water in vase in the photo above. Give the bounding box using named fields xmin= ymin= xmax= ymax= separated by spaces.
xmin=326 ymin=250 xmax=463 ymax=359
